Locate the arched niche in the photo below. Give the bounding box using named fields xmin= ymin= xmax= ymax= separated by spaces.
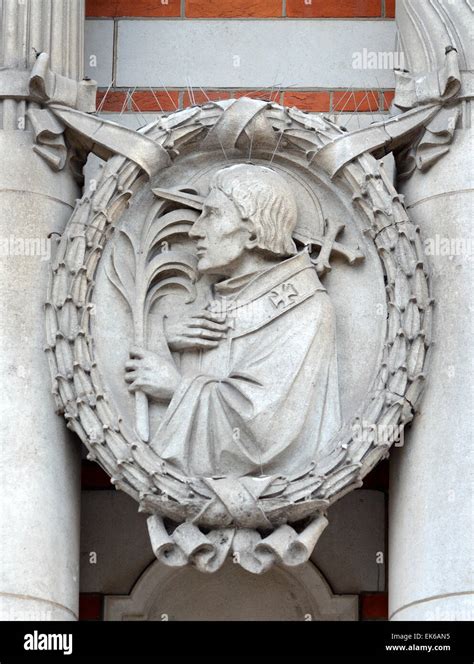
xmin=104 ymin=559 xmax=358 ymax=621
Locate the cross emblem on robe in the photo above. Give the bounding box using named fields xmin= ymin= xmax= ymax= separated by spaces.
xmin=269 ymin=282 xmax=299 ymax=309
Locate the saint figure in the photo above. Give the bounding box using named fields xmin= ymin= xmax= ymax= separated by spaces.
xmin=125 ymin=164 xmax=341 ymax=478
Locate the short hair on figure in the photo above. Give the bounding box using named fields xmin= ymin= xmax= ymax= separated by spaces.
xmin=210 ymin=164 xmax=297 ymax=257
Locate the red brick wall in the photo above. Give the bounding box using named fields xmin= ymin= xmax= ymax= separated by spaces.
xmin=96 ymin=87 xmax=395 ymax=113
xmin=186 ymin=0 xmax=282 ymax=18
xmin=86 ymin=0 xmax=181 ymax=17
xmin=287 ymin=0 xmax=382 ymax=18
xmin=86 ymin=0 xmax=395 ymax=18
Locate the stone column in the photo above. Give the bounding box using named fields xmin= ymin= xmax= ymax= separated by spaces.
xmin=0 ymin=0 xmax=86 ymax=620
xmin=389 ymin=0 xmax=473 ymax=621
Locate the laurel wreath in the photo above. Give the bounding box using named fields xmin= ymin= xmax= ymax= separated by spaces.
xmin=45 ymin=101 xmax=432 ymax=529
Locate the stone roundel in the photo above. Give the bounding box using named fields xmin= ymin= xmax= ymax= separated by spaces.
xmin=45 ymin=99 xmax=432 ymax=533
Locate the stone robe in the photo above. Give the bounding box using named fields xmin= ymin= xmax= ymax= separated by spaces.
xmin=151 ymin=251 xmax=341 ymax=478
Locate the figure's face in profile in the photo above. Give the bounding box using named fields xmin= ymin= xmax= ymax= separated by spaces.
xmin=189 ymin=188 xmax=251 ymax=276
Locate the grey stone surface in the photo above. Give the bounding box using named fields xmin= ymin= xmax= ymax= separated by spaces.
xmin=390 ymin=131 xmax=474 ymax=621
xmin=313 ymin=490 xmax=386 ymax=594
xmin=80 ymin=491 xmax=152 ymax=595
xmin=327 ymin=112 xmax=388 ymax=130
xmin=80 ymin=488 xmax=384 ymax=595
xmin=115 ymin=19 xmax=397 ymax=88
xmin=104 ymin=558 xmax=358 ymax=621
xmin=389 ymin=0 xmax=474 ymax=622
xmin=97 ymin=112 xmax=155 ymax=129
xmin=0 ymin=0 xmax=85 ymax=622
xmin=84 ymin=20 xmax=114 ymax=86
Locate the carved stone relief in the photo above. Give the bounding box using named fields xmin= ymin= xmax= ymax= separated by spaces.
xmin=46 ymin=97 xmax=432 ymax=573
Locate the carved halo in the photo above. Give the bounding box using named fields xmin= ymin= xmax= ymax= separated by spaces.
xmin=46 ymin=99 xmax=432 ymax=572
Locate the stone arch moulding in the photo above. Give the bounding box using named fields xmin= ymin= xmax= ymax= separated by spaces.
xmin=104 ymin=559 xmax=358 ymax=621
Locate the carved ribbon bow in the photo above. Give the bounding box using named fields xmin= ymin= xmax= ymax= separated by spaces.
xmin=28 ymin=53 xmax=97 ymax=170
xmin=0 ymin=53 xmax=95 ymax=170
xmin=0 ymin=52 xmax=170 ymax=179
xmin=392 ymin=48 xmax=471 ymax=177
xmin=311 ymin=48 xmax=471 ymax=181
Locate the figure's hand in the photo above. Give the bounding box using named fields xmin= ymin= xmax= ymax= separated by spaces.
xmin=124 ymin=346 xmax=180 ymax=402
xmin=164 ymin=310 xmax=229 ymax=352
